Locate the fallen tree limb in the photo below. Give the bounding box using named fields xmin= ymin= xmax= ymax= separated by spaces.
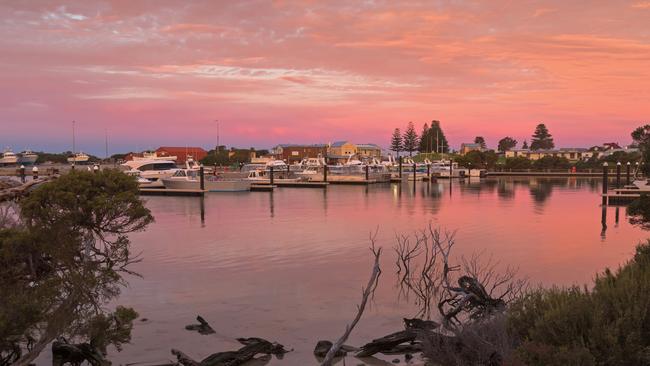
xmin=171 ymin=337 xmax=288 ymax=366
xmin=185 ymin=315 xmax=216 ymax=335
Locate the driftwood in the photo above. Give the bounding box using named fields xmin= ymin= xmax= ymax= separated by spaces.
xmin=356 ymin=318 xmax=442 ymax=357
xmin=185 ymin=315 xmax=216 ymax=335
xmin=171 ymin=337 xmax=288 ymax=366
xmin=320 ymin=233 xmax=382 ymax=366
xmin=51 ymin=339 xmax=109 ymax=366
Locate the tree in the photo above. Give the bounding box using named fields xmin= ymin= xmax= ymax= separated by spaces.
xmin=1 ymin=170 xmax=153 ymax=364
xmin=632 ymin=124 xmax=650 ymax=175
xmin=498 ymin=137 xmax=518 ymax=152
xmin=530 ymin=124 xmax=554 ymax=150
xmin=402 ymin=122 xmax=419 ymax=156
xmin=418 ymin=123 xmax=430 ymax=153
xmin=390 ymin=128 xmax=403 ymax=157
xmin=431 ymin=120 xmax=449 ymax=153
xmin=522 ymin=140 xmax=529 ymax=149
xmin=474 ymin=136 xmax=487 ymax=149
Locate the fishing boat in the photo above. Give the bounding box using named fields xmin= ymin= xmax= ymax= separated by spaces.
xmin=132 ymin=151 xmax=178 ymax=161
xmin=0 ymin=149 xmax=18 ymax=166
xmin=245 ymin=169 xmax=301 ymax=183
xmin=17 ymin=150 xmax=38 ymax=165
xmin=162 ymin=169 xmax=251 ymax=192
xmin=67 ymin=152 xmax=90 ymax=164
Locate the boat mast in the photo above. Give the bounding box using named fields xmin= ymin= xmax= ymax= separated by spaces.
xmin=72 ymin=120 xmax=76 ymax=155
xmin=105 ymin=128 xmax=108 ymax=160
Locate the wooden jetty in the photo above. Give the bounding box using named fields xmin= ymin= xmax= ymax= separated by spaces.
xmin=250 ymin=184 xmax=275 ymax=192
xmin=602 ymin=188 xmax=647 ymax=204
xmin=139 ymin=188 xmax=206 ymax=196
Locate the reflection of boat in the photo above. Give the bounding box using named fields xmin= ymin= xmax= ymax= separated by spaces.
xmin=18 ymin=150 xmax=38 ymax=165
xmin=121 ymin=159 xmax=179 ymax=188
xmin=67 ymin=152 xmax=90 ymax=164
xmin=162 ymin=170 xmax=251 ymax=192
xmin=0 ymin=149 xmax=18 ymax=165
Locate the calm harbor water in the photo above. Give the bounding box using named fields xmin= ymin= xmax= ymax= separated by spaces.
xmin=39 ymin=177 xmax=647 ymax=365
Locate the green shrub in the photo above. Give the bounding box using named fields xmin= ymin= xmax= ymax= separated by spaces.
xmin=508 ymin=241 xmax=650 ymax=365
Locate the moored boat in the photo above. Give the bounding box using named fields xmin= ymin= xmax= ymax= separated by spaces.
xmin=0 ymin=149 xmax=18 ymax=166
xmin=17 ymin=150 xmax=38 ymax=165
xmin=162 ymin=169 xmax=251 ymax=192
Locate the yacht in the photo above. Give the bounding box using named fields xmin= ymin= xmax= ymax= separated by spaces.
xmin=17 ymin=150 xmax=38 ymax=165
xmin=121 ymin=159 xmax=179 ymax=188
xmin=133 ymin=151 xmax=178 ymax=161
xmin=162 ymin=169 xmax=251 ymax=192
xmin=0 ymin=149 xmax=18 ymax=166
xmin=67 ymin=152 xmax=90 ymax=164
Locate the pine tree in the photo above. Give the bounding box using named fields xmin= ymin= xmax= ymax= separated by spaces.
xmin=418 ymin=123 xmax=430 ymax=153
xmin=498 ymin=137 xmax=518 ymax=152
xmin=522 ymin=140 xmax=529 ymax=149
xmin=530 ymin=123 xmax=554 ymax=150
xmin=474 ymin=136 xmax=487 ymax=149
xmin=427 ymin=120 xmax=449 ymax=153
xmin=390 ymin=128 xmax=403 ymax=157
xmin=402 ymin=122 xmax=419 ymax=156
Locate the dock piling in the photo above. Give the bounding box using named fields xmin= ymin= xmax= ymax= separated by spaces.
xmin=427 ymin=163 xmax=431 ymax=182
xmin=602 ymin=162 xmax=609 ymax=205
xmin=616 ymin=162 xmax=621 ymax=189
xmin=365 ymin=164 xmax=369 ymax=181
xmin=19 ymin=165 xmax=25 ymax=183
xmin=199 ymin=165 xmax=205 ymax=191
xmin=413 ymin=162 xmax=416 ymax=184
xmin=270 ymin=166 xmax=274 ymax=185
xmin=626 ymin=162 xmax=631 ymax=185
xmin=323 ymin=165 xmax=328 ymax=182
xmin=449 ymin=159 xmax=453 ymax=178
xmin=32 ymin=166 xmax=38 ymax=180
xmin=399 ymin=156 xmax=403 ymax=178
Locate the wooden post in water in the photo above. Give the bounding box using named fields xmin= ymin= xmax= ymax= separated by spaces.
xmin=19 ymin=165 xmax=25 ymax=183
xmin=413 ymin=162 xmax=416 ymax=184
xmin=32 ymin=166 xmax=38 ymax=180
xmin=616 ymin=162 xmax=621 ymax=189
xmin=323 ymin=165 xmax=328 ymax=182
xmin=399 ymin=156 xmax=403 ymax=178
xmin=199 ymin=165 xmax=205 ymax=191
xmin=602 ymin=162 xmax=608 ymax=205
xmin=270 ymin=166 xmax=274 ymax=185
xmin=287 ymin=163 xmax=290 ymax=177
xmin=449 ymin=159 xmax=453 ymax=178
xmin=426 ymin=163 xmax=430 ymax=183
xmin=365 ymin=164 xmax=369 ymax=181
xmin=627 ymin=162 xmax=631 ymax=185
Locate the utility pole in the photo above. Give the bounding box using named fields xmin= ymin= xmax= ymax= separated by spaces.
xmin=104 ymin=128 xmax=108 ymax=160
xmin=215 ymin=119 xmax=219 ymax=155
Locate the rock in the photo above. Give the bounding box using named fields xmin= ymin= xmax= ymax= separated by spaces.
xmin=405 ymin=353 xmax=413 ymax=360
xmin=314 ymin=340 xmax=347 ymax=357
xmin=392 ymin=358 xmax=400 ymax=363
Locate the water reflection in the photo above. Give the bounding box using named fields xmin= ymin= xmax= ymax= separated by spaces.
xmin=96 ymin=177 xmax=647 ymax=366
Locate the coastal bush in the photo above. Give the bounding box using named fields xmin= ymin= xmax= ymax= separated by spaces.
xmin=504 ymin=157 xmax=532 ymax=170
xmin=508 ymin=241 xmax=650 ymax=365
xmin=531 ymin=156 xmax=571 ymax=170
xmin=0 ymin=170 xmax=153 ymax=364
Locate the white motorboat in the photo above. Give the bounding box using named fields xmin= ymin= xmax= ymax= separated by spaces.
xmin=67 ymin=152 xmax=90 ymax=164
xmin=121 ymin=159 xmax=179 ymax=188
xmin=0 ymin=149 xmax=18 ymax=165
xmin=162 ymin=169 xmax=251 ymax=192
xmin=17 ymin=150 xmax=38 ymax=165
xmin=632 ymin=179 xmax=650 ymax=191
xmin=245 ymin=169 xmax=301 ymax=183
xmin=132 ymin=151 xmax=178 ymax=161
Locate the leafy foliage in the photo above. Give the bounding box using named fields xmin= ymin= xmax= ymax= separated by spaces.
xmin=402 ymin=122 xmax=419 ymax=156
xmin=456 ymin=150 xmax=499 ymax=169
xmin=498 ymin=137 xmax=518 ymax=152
xmin=390 ymin=128 xmax=403 ymax=156
xmin=0 ymin=170 xmax=152 ymax=364
xmin=504 ymin=157 xmax=532 ymax=170
xmin=632 ymin=124 xmax=650 ymax=175
xmin=530 ymin=124 xmax=554 ymax=150
xmin=419 ymin=120 xmax=449 ymax=153
xmin=508 ymin=241 xmax=650 ymax=365
xmin=531 ymin=156 xmax=570 ymax=170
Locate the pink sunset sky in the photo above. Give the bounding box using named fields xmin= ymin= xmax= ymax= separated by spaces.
xmin=1 ymin=1 xmax=649 ymax=155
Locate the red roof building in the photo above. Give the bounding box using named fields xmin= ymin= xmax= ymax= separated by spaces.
xmin=155 ymin=147 xmax=208 ymax=163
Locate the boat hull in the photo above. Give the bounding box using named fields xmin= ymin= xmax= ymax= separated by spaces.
xmin=162 ymin=178 xmax=251 ymax=192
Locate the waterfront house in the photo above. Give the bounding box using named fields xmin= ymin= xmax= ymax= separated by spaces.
xmin=460 ymin=143 xmax=484 ymax=155
xmin=356 ymin=143 xmax=382 ymax=158
xmin=156 ymin=146 xmax=207 ymax=164
xmin=505 ymin=148 xmax=593 ymax=162
xmin=272 ymin=144 xmax=328 ymax=163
